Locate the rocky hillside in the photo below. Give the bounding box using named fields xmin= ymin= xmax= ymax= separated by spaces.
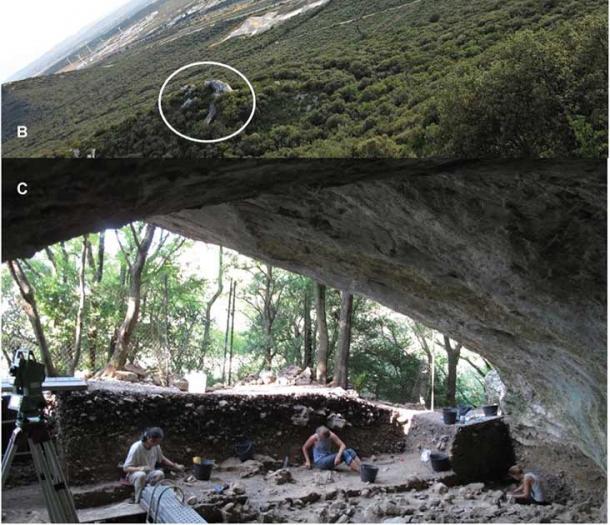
xmin=2 ymin=0 xmax=606 ymax=157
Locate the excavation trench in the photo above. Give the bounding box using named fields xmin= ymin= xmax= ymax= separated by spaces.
xmin=1 ymin=383 xmax=604 ymax=523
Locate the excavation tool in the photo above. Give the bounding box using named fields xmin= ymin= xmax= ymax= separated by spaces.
xmin=1 ymin=350 xmax=79 ymax=523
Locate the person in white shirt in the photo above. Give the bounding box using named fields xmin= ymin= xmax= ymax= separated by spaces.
xmin=123 ymin=427 xmax=184 ymax=503
xmin=508 ymin=464 xmax=547 ymax=505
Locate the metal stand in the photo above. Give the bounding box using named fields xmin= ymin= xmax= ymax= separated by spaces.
xmin=2 ymin=349 xmax=79 ymax=523
xmin=2 ymin=421 xmax=79 ymax=523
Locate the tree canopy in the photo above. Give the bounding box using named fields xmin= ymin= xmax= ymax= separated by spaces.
xmin=2 ymin=224 xmax=490 ymax=407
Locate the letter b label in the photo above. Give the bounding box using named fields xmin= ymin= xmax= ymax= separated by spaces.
xmin=17 ymin=126 xmax=28 ymax=138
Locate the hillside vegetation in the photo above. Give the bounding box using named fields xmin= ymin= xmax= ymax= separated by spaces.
xmin=1 ymin=0 xmax=607 ymax=158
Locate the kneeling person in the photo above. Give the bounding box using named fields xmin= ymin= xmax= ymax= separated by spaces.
xmin=508 ymin=465 xmax=547 ymax=505
xmin=302 ymin=426 xmax=362 ymax=472
xmin=123 ymin=427 xmax=184 ymax=503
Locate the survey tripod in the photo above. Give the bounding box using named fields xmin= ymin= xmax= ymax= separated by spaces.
xmin=1 ymin=350 xmax=79 ymax=523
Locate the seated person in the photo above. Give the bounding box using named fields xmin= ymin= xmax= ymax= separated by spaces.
xmin=123 ymin=427 xmax=184 ymax=503
xmin=302 ymin=425 xmax=362 ymax=472
xmin=508 ymin=464 xmax=547 ymax=505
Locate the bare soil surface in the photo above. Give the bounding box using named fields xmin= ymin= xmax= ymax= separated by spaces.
xmin=2 ymin=451 xmax=603 ymax=523
xmin=86 ymin=379 xmax=359 ymax=398
xmin=86 ymin=379 xmax=185 ymax=395
xmin=4 ymin=382 xmax=604 ymax=523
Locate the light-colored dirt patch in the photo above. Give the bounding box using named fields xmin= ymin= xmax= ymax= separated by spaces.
xmin=223 ymin=0 xmax=331 ymax=41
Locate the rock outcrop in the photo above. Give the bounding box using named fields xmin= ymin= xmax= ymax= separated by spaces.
xmin=2 ymin=159 xmax=605 ymax=471
xmin=404 ymin=411 xmax=515 ymax=482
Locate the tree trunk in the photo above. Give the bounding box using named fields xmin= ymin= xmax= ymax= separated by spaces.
xmin=85 ymin=236 xmax=96 ymax=274
xmin=222 ymin=279 xmax=234 ymax=383
xmin=228 ymin=282 xmax=237 ymax=385
xmin=162 ymin=273 xmax=171 ymax=386
xmin=107 ymin=224 xmax=156 ymax=370
xmin=45 ymin=247 xmax=58 ymax=276
xmin=413 ymin=325 xmax=435 ymax=410
xmin=87 ymin=232 xmax=104 ymax=370
xmin=69 ymin=236 xmax=88 ymax=375
xmin=201 ymin=247 xmax=223 ymax=367
xmin=107 ymin=330 xmax=117 ymax=363
xmin=314 ymin=283 xmax=329 ymax=383
xmin=332 ymin=292 xmax=353 ymax=388
xmin=88 ymin=326 xmax=97 ymax=370
xmin=410 ymin=360 xmax=427 ymax=405
xmin=119 ymin=259 xmax=127 ymax=288
xmin=59 ymin=242 xmax=69 ymax=284
xmin=262 ymin=265 xmax=275 ymax=369
xmin=302 ymin=281 xmax=313 ymax=369
xmin=95 ymin=231 xmax=105 ymax=283
xmin=443 ymin=335 xmax=462 ymax=406
xmin=2 ymin=348 xmax=13 ymax=367
xmin=8 ymin=260 xmax=57 ymax=376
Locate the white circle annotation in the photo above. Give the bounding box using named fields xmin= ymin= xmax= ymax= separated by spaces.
xmin=158 ymin=61 xmax=256 ymax=144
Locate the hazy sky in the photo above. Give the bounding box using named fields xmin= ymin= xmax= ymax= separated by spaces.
xmin=0 ymin=0 xmax=131 ymax=81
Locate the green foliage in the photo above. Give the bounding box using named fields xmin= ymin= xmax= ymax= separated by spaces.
xmin=353 ymin=135 xmax=400 ymax=157
xmin=237 ymin=261 xmax=313 ymax=370
xmin=349 ymin=300 xmax=420 ymax=401
xmin=434 ymin=16 xmax=607 ymax=157
xmin=569 ymin=116 xmax=607 ymax=158
xmin=3 ymin=228 xmax=489 ymax=406
xmin=1 ymin=226 xmax=212 ymax=375
xmin=2 ymin=0 xmax=605 ymax=158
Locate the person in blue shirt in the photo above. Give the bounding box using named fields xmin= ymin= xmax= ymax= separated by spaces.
xmin=301 ymin=425 xmax=362 ymax=471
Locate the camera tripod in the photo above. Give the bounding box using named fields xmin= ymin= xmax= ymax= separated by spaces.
xmin=1 ymin=350 xmax=79 ymax=523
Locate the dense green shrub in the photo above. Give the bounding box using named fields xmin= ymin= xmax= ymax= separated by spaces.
xmin=4 ymin=0 xmax=604 ymax=159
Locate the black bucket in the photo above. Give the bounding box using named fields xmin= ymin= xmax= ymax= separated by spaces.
xmin=482 ymin=404 xmax=499 ymax=416
xmin=235 ymin=438 xmax=255 ymax=462
xmin=442 ymin=408 xmax=458 ymax=425
xmin=429 ymin=453 xmax=451 ymax=472
xmin=360 ymin=464 xmax=379 ymax=483
xmin=193 ymin=460 xmax=214 ymax=480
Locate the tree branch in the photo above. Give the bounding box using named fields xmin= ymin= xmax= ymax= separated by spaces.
xmin=129 ymin=223 xmax=142 ymax=251
xmin=20 ymin=259 xmax=42 ymax=279
xmin=44 ymin=247 xmax=58 ymax=275
xmin=461 ymin=355 xmax=489 ymax=378
xmin=115 ymin=230 xmax=133 ymax=271
xmin=146 ymin=238 xmax=186 ymax=277
xmin=147 ymin=230 xmax=171 ymax=263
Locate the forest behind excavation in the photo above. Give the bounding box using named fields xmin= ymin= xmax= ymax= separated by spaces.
xmin=1 ymin=223 xmax=491 ymax=407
